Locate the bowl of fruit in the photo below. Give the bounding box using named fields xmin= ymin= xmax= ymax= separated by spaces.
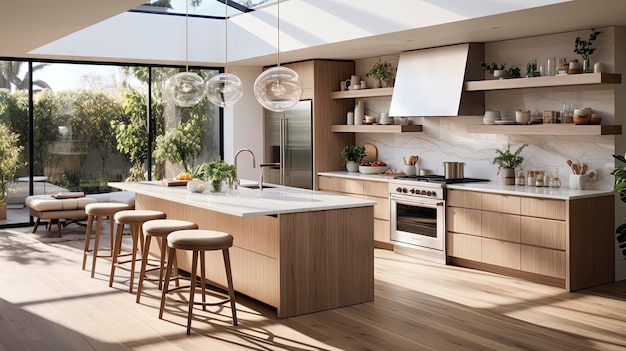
xmin=359 ymin=161 xmax=389 ymax=174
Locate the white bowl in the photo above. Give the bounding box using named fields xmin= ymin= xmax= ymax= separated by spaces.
xmin=187 ymin=181 xmax=206 ymax=193
xmin=484 ymin=111 xmax=501 ymax=118
xmin=359 ymin=165 xmax=389 ymax=174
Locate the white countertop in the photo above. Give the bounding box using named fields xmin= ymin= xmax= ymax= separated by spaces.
xmin=318 ymin=171 xmax=615 ymax=200
xmin=108 ymin=181 xmax=376 ymax=217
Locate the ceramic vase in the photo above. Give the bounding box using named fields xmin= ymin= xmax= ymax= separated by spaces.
xmin=209 ymin=179 xmax=223 ymax=193
xmin=501 ymin=168 xmax=516 ymax=185
xmin=346 ymin=161 xmax=359 ymax=172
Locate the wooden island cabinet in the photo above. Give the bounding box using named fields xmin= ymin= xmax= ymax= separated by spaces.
xmin=446 ymin=188 xmax=615 ymax=291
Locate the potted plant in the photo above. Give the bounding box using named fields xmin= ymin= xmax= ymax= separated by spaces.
xmin=366 ymin=61 xmax=394 ymax=88
xmin=0 ymin=124 xmax=25 ymax=219
xmin=199 ymin=157 xmax=237 ymax=192
xmin=574 ymin=28 xmax=601 ymax=73
xmin=492 ymin=143 xmax=527 ymax=185
xmin=481 ymin=62 xmax=507 ymax=78
xmin=341 ymin=145 xmax=366 ymax=172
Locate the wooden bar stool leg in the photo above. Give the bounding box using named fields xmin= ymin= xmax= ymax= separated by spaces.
xmin=128 ymin=224 xmax=140 ymax=293
xmin=90 ymin=215 xmax=104 ymax=278
xmin=109 ymin=223 xmax=125 ymax=287
xmin=158 ymin=236 xmax=167 ymax=290
xmin=135 ymin=235 xmax=153 ymax=303
xmin=187 ymin=250 xmax=199 ymax=335
xmin=82 ymin=215 xmax=95 ymax=270
xmin=223 ymin=248 xmax=238 ymax=326
xmin=200 ymin=251 xmax=207 ymax=311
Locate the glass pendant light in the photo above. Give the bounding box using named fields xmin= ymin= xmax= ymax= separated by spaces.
xmin=254 ymin=0 xmax=303 ymax=112
xmin=164 ymin=1 xmax=205 ymax=107
xmin=205 ymin=0 xmax=244 ymax=108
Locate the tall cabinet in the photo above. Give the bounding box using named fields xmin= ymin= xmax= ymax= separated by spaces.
xmin=281 ymin=60 xmax=356 ymax=189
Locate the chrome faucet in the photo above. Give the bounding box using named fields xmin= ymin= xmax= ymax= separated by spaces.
xmin=234 ymin=148 xmax=256 ymax=189
xmin=258 ymin=163 xmax=280 ymax=190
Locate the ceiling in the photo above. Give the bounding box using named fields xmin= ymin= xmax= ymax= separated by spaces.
xmin=2 ymin=0 xmax=626 ymax=67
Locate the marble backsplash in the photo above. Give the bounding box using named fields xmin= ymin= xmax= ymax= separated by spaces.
xmin=356 ymin=116 xmax=615 ymax=190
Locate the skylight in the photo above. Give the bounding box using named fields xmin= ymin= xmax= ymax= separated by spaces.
xmin=133 ymin=0 xmax=279 ymax=18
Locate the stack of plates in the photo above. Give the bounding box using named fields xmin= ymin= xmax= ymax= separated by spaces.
xmin=379 ymin=116 xmax=394 ymax=125
xmin=483 ymin=110 xmax=501 ymax=124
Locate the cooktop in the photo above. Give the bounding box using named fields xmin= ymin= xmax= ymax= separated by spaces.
xmin=393 ymin=175 xmax=490 ymax=184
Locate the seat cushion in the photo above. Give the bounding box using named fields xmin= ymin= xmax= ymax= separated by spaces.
xmin=114 ymin=210 xmax=166 ymax=224
xmin=168 ymin=230 xmax=233 ymax=251
xmin=143 ymin=219 xmax=198 ymax=237
xmin=26 ymin=195 xmax=97 ymax=212
xmin=85 ymin=202 xmax=132 ymax=216
xmin=86 ymin=191 xmax=135 ymax=207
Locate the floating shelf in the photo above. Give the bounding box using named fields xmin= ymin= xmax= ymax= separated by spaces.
xmin=331 ymin=124 xmax=422 ymax=133
xmin=464 ymin=73 xmax=621 ymax=91
xmin=330 ymin=87 xmax=394 ymax=99
xmin=466 ymin=124 xmax=622 ymax=136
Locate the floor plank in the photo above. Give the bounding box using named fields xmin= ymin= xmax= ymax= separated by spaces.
xmin=0 ymin=225 xmax=625 ymax=350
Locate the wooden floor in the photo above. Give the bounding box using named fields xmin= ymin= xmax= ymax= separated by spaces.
xmin=1 ymin=225 xmax=625 ymax=351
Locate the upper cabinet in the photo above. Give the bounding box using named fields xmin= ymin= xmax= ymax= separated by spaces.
xmin=464 ymin=73 xmax=621 ymax=91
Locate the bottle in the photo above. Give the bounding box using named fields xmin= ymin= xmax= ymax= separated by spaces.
xmin=516 ymin=172 xmax=525 ymax=186
xmin=527 ymin=170 xmax=536 ymax=186
xmin=543 ymin=170 xmax=550 ymax=187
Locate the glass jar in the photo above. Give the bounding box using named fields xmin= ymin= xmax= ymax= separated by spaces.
xmin=549 ymin=177 xmax=561 ymax=188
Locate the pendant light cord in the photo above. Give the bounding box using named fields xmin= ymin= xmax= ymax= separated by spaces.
xmin=225 ymin=0 xmax=229 ymax=73
xmin=276 ymin=0 xmax=280 ymax=69
xmin=185 ymin=0 xmax=189 ymax=72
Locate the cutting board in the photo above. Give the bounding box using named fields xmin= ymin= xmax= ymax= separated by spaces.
xmin=362 ymin=143 xmax=378 ymax=163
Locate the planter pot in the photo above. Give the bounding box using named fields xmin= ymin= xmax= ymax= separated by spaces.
xmin=209 ymin=179 xmax=223 ymax=193
xmin=500 ymin=168 xmax=516 ymax=185
xmin=346 ymin=161 xmax=359 ymax=172
xmin=493 ymin=70 xmax=506 ymax=79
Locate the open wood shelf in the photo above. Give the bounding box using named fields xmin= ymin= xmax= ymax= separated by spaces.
xmin=464 ymin=73 xmax=621 ymax=91
xmin=466 ymin=124 xmax=622 ymax=135
xmin=330 ymin=87 xmax=394 ymax=99
xmin=331 ymin=124 xmax=422 ymax=133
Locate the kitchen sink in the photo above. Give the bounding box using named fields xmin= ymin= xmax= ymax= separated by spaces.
xmin=240 ymin=184 xmax=275 ymax=190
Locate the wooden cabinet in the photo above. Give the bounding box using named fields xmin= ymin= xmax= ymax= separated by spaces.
xmin=446 ymin=188 xmax=614 ymax=291
xmin=319 ymin=175 xmax=391 ymax=248
xmin=464 ymin=73 xmax=622 ymax=136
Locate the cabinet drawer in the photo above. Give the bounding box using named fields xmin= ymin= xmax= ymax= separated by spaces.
xmin=363 ymin=180 xmax=389 ymax=198
xmin=520 ymin=217 xmax=566 ymax=250
xmin=363 ymin=195 xmax=390 ymax=220
xmin=446 ymin=207 xmax=481 ymax=236
xmin=447 ymin=189 xmax=481 ymax=209
xmin=481 ymin=193 xmax=520 ymax=214
xmin=481 ymin=238 xmax=520 ymax=269
xmin=520 ymin=197 xmax=565 ymax=220
xmin=447 ymin=232 xmax=481 ymax=261
xmin=339 ymin=178 xmax=363 ymax=195
xmin=374 ymin=219 xmax=390 ymax=243
xmin=481 ymin=212 xmax=520 ymax=242
xmin=521 ymin=245 xmax=566 ymax=278
xmin=318 ymin=176 xmax=340 ymax=192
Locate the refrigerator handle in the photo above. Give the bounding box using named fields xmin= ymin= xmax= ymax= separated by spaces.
xmin=280 ymin=118 xmax=286 ymax=184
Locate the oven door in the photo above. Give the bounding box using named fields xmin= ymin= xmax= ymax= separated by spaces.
xmin=390 ymin=194 xmax=445 ymax=251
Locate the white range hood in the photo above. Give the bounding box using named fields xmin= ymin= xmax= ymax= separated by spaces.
xmin=389 ymin=43 xmax=484 ymax=117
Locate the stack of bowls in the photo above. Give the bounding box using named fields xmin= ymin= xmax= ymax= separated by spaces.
xmin=483 ymin=111 xmax=501 ymax=124
xmin=379 ymin=116 xmax=394 ymax=125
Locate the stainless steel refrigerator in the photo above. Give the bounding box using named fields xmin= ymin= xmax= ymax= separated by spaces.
xmin=264 ymin=100 xmax=313 ymax=189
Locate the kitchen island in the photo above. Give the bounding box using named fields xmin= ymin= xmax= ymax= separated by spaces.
xmin=108 ymin=181 xmax=375 ymax=318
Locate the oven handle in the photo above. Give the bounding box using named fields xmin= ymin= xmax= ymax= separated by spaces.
xmin=390 ymin=194 xmax=444 ymax=208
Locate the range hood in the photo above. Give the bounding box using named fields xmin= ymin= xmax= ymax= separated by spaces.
xmin=389 ymin=43 xmax=484 ymax=117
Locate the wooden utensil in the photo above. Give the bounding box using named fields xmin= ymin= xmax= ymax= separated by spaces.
xmin=588 ymin=171 xmax=596 ymax=180
xmin=403 ymin=156 xmax=408 ymax=165
xmin=413 ymin=155 xmax=419 ymax=165
xmin=571 ymin=163 xmax=580 ymax=174
xmin=581 ymin=163 xmax=588 ymax=174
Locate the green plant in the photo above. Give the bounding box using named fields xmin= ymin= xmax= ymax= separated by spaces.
xmin=492 ymin=143 xmax=528 ymax=172
xmin=506 ymin=66 xmax=521 ymax=78
xmin=366 ymin=61 xmax=394 ymax=87
xmin=481 ymin=62 xmax=506 ymax=74
xmin=574 ymin=28 xmax=601 ymax=62
xmin=611 ymin=154 xmax=626 ymax=260
xmin=526 ymin=60 xmax=540 ymax=77
xmin=199 ymin=157 xmax=236 ymax=183
xmin=0 ymin=124 xmax=26 ymax=204
xmin=153 ymin=122 xmax=202 ymax=173
xmin=341 ymin=145 xmax=366 ymax=165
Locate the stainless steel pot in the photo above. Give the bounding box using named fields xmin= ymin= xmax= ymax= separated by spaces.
xmin=443 ymin=162 xmax=465 ymax=179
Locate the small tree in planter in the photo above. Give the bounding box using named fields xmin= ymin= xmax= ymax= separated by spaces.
xmin=341 ymin=145 xmax=366 ymax=172
xmin=492 ymin=143 xmax=527 ymax=185
xmin=0 ymin=124 xmax=26 ymax=218
xmin=366 ymin=61 xmax=394 ymax=88
xmin=199 ymin=157 xmax=237 ymax=192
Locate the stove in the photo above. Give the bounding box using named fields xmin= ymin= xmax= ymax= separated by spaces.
xmin=393 ymin=175 xmax=490 ymax=184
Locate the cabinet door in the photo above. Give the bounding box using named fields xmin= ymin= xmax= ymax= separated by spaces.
xmin=363 ymin=180 xmax=389 ymax=198
xmin=447 ymin=232 xmax=481 ymax=261
xmin=521 ymin=245 xmax=566 ymax=278
xmin=481 ymin=193 xmax=520 ymax=214
xmin=520 ymin=217 xmax=566 ymax=250
xmin=339 ymin=178 xmax=364 ymax=195
xmin=363 ymin=195 xmax=390 ymax=221
xmin=482 ymin=238 xmax=520 ymax=269
xmin=318 ymin=176 xmax=340 ymax=192
xmin=481 ymin=212 xmax=520 ymax=242
xmin=446 ymin=207 xmax=481 ymax=236
xmin=520 ymin=198 xmax=566 ymax=220
xmin=374 ymin=219 xmax=390 ymax=243
xmin=447 ymin=189 xmax=481 ymax=208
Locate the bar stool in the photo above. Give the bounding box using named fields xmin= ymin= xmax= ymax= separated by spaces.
xmin=135 ymin=219 xmax=198 ymax=303
xmin=109 ymin=209 xmax=166 ymax=293
xmin=159 ymin=229 xmax=238 ymax=335
xmin=82 ymin=202 xmax=132 ymax=278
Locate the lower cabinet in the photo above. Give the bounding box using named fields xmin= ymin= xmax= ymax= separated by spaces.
xmin=319 ymin=175 xmax=390 ymax=248
xmin=446 ymin=188 xmax=614 ymax=291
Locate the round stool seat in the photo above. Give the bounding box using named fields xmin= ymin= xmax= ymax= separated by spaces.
xmin=168 ymin=230 xmax=233 ymax=251
xmin=86 ymin=202 xmax=131 ymax=216
xmin=143 ymin=219 xmax=198 ymax=237
xmin=114 ymin=210 xmax=166 ymax=224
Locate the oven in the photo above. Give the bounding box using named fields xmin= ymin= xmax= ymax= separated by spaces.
xmin=389 ymin=193 xmax=445 ymax=252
